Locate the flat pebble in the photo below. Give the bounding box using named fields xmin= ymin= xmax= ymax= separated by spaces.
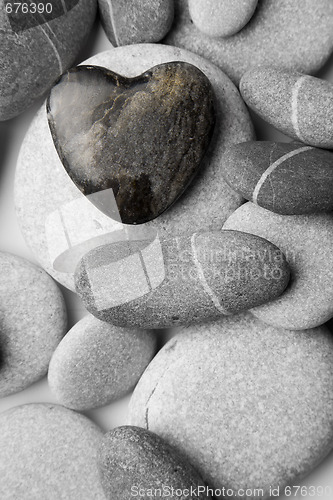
xmin=221 ymin=141 xmax=333 ymax=214
xmin=223 ymin=203 xmax=333 ymax=329
xmin=98 ymin=0 xmax=174 ymax=46
xmin=74 ymin=230 xmax=290 ymax=328
xmin=165 ymin=0 xmax=333 ymax=84
xmin=240 ymin=67 xmax=333 ymax=148
xmin=0 ymin=403 xmax=106 ymax=499
xmin=188 ymin=0 xmax=258 ymax=38
xmin=15 ymin=44 xmax=253 ymax=291
xmin=48 ymin=314 xmax=156 ymax=410
xmin=0 ymin=0 xmax=96 ymax=120
xmin=0 ymin=252 xmax=67 ymax=398
xmin=99 ymin=426 xmax=211 ymax=499
xmin=129 ymin=313 xmax=333 ymax=500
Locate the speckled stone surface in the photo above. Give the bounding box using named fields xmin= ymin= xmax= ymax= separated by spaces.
xmin=48 ymin=314 xmax=156 ymax=410
xmin=15 ymin=44 xmax=253 ymax=291
xmin=0 ymin=403 xmax=106 ymax=499
xmin=223 ymin=203 xmax=333 ymax=330
xmin=188 ymin=0 xmax=258 ymax=38
xmin=99 ymin=426 xmax=211 ymax=499
xmin=221 ymin=141 xmax=333 ymax=214
xmin=129 ymin=313 xmax=333 ymax=500
xmin=0 ymin=0 xmax=97 ymax=121
xmin=47 ymin=62 xmax=215 ymax=224
xmin=164 ymin=0 xmax=333 ymax=84
xmin=0 ymin=252 xmax=67 ymax=398
xmin=240 ymin=67 xmax=333 ymax=148
xmin=98 ymin=0 xmax=174 ymax=46
xmin=75 ymin=230 xmax=290 ymax=328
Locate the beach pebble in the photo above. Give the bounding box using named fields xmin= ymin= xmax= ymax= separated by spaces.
xmin=74 ymin=230 xmax=290 ymax=328
xmin=223 ymin=203 xmax=333 ymax=330
xmin=47 ymin=62 xmax=215 ymax=224
xmin=240 ymin=67 xmax=333 ymax=148
xmin=0 ymin=404 xmax=105 ymax=499
xmin=165 ymin=0 xmax=333 ymax=84
xmin=189 ymin=0 xmax=258 ymax=38
xmin=48 ymin=314 xmax=156 ymax=410
xmin=221 ymin=141 xmax=333 ymax=214
xmin=0 ymin=252 xmax=67 ymax=398
xmin=129 ymin=313 xmax=333 ymax=500
xmin=15 ymin=44 xmax=253 ymax=291
xmin=99 ymin=426 xmax=211 ymax=499
xmin=0 ymin=0 xmax=96 ymax=121
xmin=98 ymin=0 xmax=174 ymax=46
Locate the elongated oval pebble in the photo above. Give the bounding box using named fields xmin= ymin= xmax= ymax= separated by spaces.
xmin=74 ymin=230 xmax=290 ymax=328
xmin=48 ymin=314 xmax=156 ymax=410
xmin=129 ymin=313 xmax=333 ymax=500
xmin=221 ymin=141 xmax=333 ymax=214
xmin=0 ymin=404 xmax=105 ymax=499
xmin=98 ymin=0 xmax=174 ymax=46
xmin=189 ymin=0 xmax=258 ymax=38
xmin=224 ymin=203 xmax=333 ymax=329
xmin=240 ymin=67 xmax=333 ymax=148
xmin=99 ymin=426 xmax=211 ymax=499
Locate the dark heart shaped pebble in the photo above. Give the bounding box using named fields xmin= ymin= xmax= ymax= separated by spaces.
xmin=47 ymin=62 xmax=215 ymax=224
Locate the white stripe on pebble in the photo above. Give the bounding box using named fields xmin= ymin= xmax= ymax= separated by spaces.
xmin=252 ymin=146 xmax=313 ymax=204
xmin=291 ymin=75 xmax=308 ymax=143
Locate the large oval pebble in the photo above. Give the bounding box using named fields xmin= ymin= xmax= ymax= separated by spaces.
xmin=240 ymin=67 xmax=333 ymax=148
xmin=0 ymin=252 xmax=67 ymax=398
xmin=98 ymin=0 xmax=174 ymax=46
xmin=0 ymin=404 xmax=106 ymax=499
xmin=15 ymin=43 xmax=253 ymax=291
xmin=129 ymin=313 xmax=333 ymax=500
xmin=48 ymin=314 xmax=156 ymax=410
xmin=221 ymin=141 xmax=333 ymax=214
xmin=74 ymin=230 xmax=290 ymax=328
xmin=0 ymin=0 xmax=96 ymax=120
xmin=189 ymin=0 xmax=258 ymax=38
xmin=165 ymin=0 xmax=333 ymax=84
xmin=223 ymin=203 xmax=333 ymax=329
xmin=99 ymin=426 xmax=211 ymax=499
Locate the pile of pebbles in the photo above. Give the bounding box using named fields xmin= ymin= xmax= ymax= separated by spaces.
xmin=1 ymin=1 xmax=333 ymax=499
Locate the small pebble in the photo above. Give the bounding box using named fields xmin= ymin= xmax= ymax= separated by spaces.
xmin=0 ymin=0 xmax=97 ymax=120
xmin=74 ymin=230 xmax=290 ymax=328
xmin=99 ymin=426 xmax=211 ymax=499
xmin=47 ymin=62 xmax=216 ymax=224
xmin=48 ymin=314 xmax=157 ymax=410
xmin=223 ymin=203 xmax=333 ymax=330
xmin=0 ymin=404 xmax=106 ymax=499
xmin=0 ymin=252 xmax=67 ymax=398
xmin=98 ymin=0 xmax=174 ymax=46
xmin=221 ymin=141 xmax=333 ymax=214
xmin=189 ymin=0 xmax=258 ymax=38
xmin=129 ymin=313 xmax=333 ymax=500
xmin=240 ymin=67 xmax=333 ymax=148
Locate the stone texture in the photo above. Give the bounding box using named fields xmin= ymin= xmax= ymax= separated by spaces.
xmin=98 ymin=0 xmax=174 ymax=46
xmin=99 ymin=426 xmax=211 ymax=499
xmin=129 ymin=313 xmax=333 ymax=500
xmin=0 ymin=252 xmax=67 ymax=398
xmin=164 ymin=0 xmax=333 ymax=84
xmin=0 ymin=0 xmax=96 ymax=121
xmin=0 ymin=404 xmax=106 ymax=499
xmin=47 ymin=62 xmax=215 ymax=224
xmin=74 ymin=230 xmax=290 ymax=328
xmin=240 ymin=67 xmax=333 ymax=148
xmin=223 ymin=203 xmax=333 ymax=330
xmin=15 ymin=44 xmax=254 ymax=291
xmin=221 ymin=141 xmax=333 ymax=214
xmin=188 ymin=0 xmax=258 ymax=38
xmin=48 ymin=314 xmax=157 ymax=410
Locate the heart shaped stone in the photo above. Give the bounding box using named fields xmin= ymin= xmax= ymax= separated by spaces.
xmin=47 ymin=62 xmax=216 ymax=224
